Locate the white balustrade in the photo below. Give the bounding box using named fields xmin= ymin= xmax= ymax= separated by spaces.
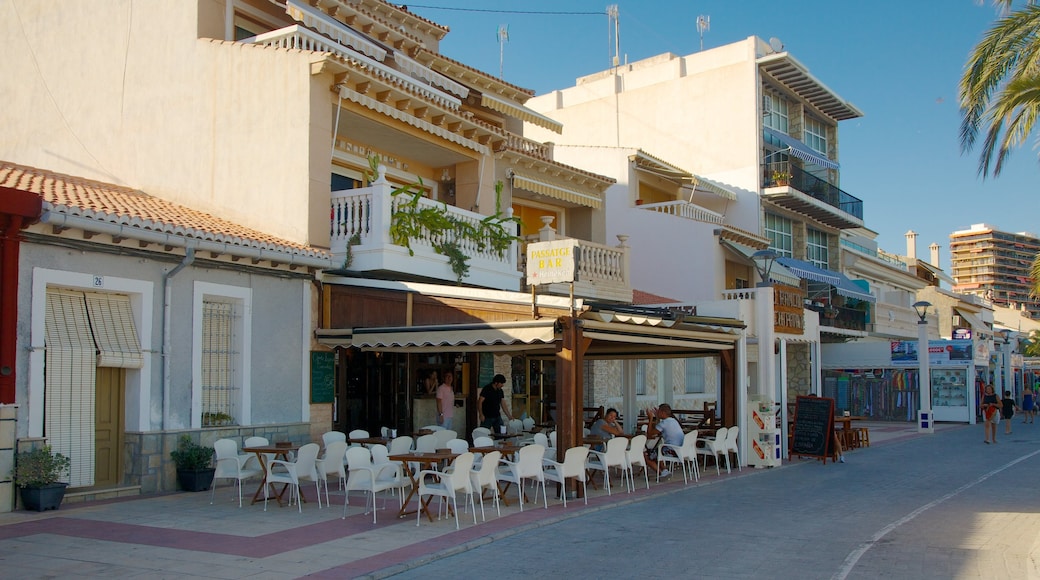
xmin=641 ymin=200 xmax=724 ymax=224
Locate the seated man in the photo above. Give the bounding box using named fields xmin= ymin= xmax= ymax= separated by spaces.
xmin=644 ymin=404 xmax=683 ymax=478
xmin=589 ymin=408 xmax=624 ymax=451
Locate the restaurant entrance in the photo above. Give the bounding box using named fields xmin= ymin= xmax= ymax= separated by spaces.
xmin=336 ymin=350 xmax=408 ymax=435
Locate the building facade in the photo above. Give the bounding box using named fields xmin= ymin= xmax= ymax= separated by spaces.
xmin=949 ymin=223 xmax=1040 ymax=319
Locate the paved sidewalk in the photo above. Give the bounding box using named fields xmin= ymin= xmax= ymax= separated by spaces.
xmin=0 ymin=421 xmax=956 ymax=579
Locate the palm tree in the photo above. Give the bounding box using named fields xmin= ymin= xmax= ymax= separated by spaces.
xmin=1024 ymin=329 xmax=1040 ymax=357
xmin=958 ymin=1 xmax=1040 ymax=178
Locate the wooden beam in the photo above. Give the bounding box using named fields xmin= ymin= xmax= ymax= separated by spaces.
xmin=413 ymin=106 xmax=428 ymax=119
xmin=375 ymin=90 xmax=391 ymax=103
xmin=395 ymin=98 xmax=410 ymax=111
xmin=355 ymin=81 xmax=370 ymax=95
xmin=110 ymin=235 xmax=125 ymax=244
xmin=556 ymin=316 xmax=590 ymax=497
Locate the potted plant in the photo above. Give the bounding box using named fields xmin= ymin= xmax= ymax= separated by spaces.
xmin=170 ymin=434 xmax=216 ymax=492
xmin=770 ymin=170 xmax=791 ymax=186
xmin=14 ymin=445 xmax=71 ymax=511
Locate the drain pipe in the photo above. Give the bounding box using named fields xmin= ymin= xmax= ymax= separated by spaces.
xmin=161 ymin=248 xmax=195 ymax=430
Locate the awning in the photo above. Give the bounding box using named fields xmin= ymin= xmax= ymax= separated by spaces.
xmin=629 ymin=150 xmax=738 ymax=201
xmin=316 ymin=320 xmax=558 ymax=352
xmin=776 ymin=257 xmax=876 ymax=303
xmin=764 ymin=127 xmax=839 ymax=170
xmin=954 ymin=308 xmax=990 ymax=338
xmin=691 ymin=175 xmax=738 ymax=201
xmin=719 ymin=240 xmax=802 ymax=287
xmin=511 ymin=173 xmax=602 ymax=209
xmin=916 ymin=259 xmax=956 ymax=286
xmin=481 ymin=93 xmax=563 ymax=134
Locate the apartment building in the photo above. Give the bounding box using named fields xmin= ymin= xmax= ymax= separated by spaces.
xmin=950 ymin=223 xmax=1040 ymax=319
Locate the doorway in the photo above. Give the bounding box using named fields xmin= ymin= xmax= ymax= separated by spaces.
xmin=94 ymin=367 xmax=125 ymax=488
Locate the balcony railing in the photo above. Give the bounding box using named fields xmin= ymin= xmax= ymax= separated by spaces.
xmin=804 ymin=302 xmax=867 ymax=332
xmin=521 ymin=231 xmax=632 ymax=303
xmin=639 ymin=200 xmax=724 ymax=225
xmin=840 ymin=239 xmax=908 ymax=268
xmin=763 ymin=162 xmax=863 ymax=220
xmin=330 ymin=174 xmax=521 ymax=289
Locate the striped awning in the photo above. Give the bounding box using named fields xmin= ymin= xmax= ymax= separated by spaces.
xmin=691 ymin=175 xmax=738 ymax=201
xmin=511 ymin=173 xmax=602 ymax=209
xmin=776 ymin=257 xmax=876 ymax=303
xmin=481 ymin=93 xmax=563 ymax=134
xmin=316 ymin=320 xmax=559 ymax=353
xmin=719 ymin=241 xmax=802 ymax=287
xmin=764 ymin=127 xmax=839 ymax=170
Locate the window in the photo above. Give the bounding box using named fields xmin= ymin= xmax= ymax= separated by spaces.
xmin=765 ymin=213 xmax=793 ymax=257
xmin=684 ymin=358 xmax=707 ymax=394
xmin=201 ymin=300 xmax=239 ymax=426
xmin=331 ymin=173 xmax=360 ymax=192
xmin=763 ymin=89 xmax=789 ymax=133
xmin=807 ymin=228 xmax=829 ymax=269
xmin=804 ymin=117 xmax=828 ymax=155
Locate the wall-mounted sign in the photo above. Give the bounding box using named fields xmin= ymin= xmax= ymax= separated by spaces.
xmin=525 ymin=239 xmax=578 ymax=285
xmin=890 ymin=339 xmax=973 ymax=367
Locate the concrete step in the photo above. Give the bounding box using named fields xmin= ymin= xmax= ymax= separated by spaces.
xmin=64 ymin=485 xmax=141 ymax=504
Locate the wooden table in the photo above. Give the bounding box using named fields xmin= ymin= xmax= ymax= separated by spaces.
xmin=349 ymin=436 xmax=390 ymax=446
xmin=469 ymin=443 xmax=521 ymax=460
xmin=388 ymin=451 xmax=459 ymax=521
xmin=242 ymin=444 xmax=300 ymax=506
xmin=834 ymin=416 xmax=865 ymax=449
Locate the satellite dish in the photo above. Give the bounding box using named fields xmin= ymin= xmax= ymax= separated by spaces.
xmin=769 ymin=37 xmax=784 ymax=53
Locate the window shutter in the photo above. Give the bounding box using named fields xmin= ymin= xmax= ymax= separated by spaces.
xmin=84 ymin=292 xmax=143 ymax=368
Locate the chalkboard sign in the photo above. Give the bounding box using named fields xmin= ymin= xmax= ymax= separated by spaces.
xmin=791 ymin=395 xmax=835 ymax=462
xmin=310 ymin=351 xmax=335 ymax=404
xmin=478 ymin=353 xmax=495 ymax=389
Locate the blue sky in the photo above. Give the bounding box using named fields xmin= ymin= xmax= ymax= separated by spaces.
xmin=410 ymin=0 xmax=1038 ymax=266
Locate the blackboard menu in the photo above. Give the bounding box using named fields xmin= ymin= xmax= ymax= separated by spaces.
xmin=310 ymin=351 xmax=335 ymax=404
xmin=791 ymin=396 xmax=834 ymax=461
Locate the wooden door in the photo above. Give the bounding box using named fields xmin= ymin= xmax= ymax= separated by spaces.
xmin=94 ymin=367 xmax=125 ymax=487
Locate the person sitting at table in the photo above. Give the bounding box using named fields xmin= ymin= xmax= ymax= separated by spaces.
xmin=645 ymin=404 xmax=683 ymax=478
xmin=589 ymin=408 xmax=624 ymax=451
xmin=478 ymin=374 xmax=512 ymax=432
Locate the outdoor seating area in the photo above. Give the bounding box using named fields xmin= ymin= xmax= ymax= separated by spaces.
xmin=206 ymin=421 xmax=749 ymax=529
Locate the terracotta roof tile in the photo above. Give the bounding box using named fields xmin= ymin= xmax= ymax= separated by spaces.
xmin=631 ymin=289 xmax=680 ymax=305
xmin=0 ymin=161 xmax=331 ymax=260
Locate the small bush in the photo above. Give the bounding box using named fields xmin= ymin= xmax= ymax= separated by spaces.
xmin=15 ymin=446 xmax=71 ymax=488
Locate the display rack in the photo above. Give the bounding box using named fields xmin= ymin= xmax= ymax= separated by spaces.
xmin=748 ymin=395 xmax=781 ymax=468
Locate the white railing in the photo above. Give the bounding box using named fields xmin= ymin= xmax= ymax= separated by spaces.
xmin=330 ymin=173 xmax=519 ymax=286
xmin=722 ymin=289 xmax=758 ymax=301
xmin=640 ymin=200 xmax=724 ymax=225
xmin=575 ymin=240 xmax=628 ymax=284
xmin=246 ymin=25 xmax=461 ymax=110
xmin=285 ymin=0 xmax=387 ymax=61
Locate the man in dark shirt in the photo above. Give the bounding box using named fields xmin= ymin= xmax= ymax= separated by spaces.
xmin=478 ymin=373 xmax=512 ymax=431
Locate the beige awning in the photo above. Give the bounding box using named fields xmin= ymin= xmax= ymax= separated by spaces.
xmin=691 ymin=175 xmax=738 ymax=201
xmin=954 ymin=307 xmax=991 ymax=339
xmin=315 ymin=320 xmax=559 ymax=353
xmin=481 ymin=93 xmax=563 ymax=133
xmin=512 ymin=173 xmax=603 ymax=209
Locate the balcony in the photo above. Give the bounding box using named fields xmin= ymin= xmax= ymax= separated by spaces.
xmin=762 ymin=163 xmax=863 ymax=229
xmin=330 ymin=176 xmax=521 ymax=290
xmin=804 ymin=302 xmax=867 ymax=333
xmin=638 ymin=200 xmax=724 ymax=225
xmin=521 ymin=221 xmax=632 ymax=303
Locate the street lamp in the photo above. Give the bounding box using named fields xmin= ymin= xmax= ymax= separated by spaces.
xmin=998 ymin=329 xmax=1013 ymax=400
xmin=912 ymin=300 xmax=933 ymax=433
xmin=751 ymin=249 xmax=778 ymax=287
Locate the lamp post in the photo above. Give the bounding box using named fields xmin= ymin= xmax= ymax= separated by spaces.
xmin=998 ymin=329 xmax=1013 ymax=400
xmin=912 ymin=300 xmax=933 ymax=433
xmin=752 ymin=249 xmax=780 ymax=461
xmin=751 ymin=250 xmax=777 ymax=287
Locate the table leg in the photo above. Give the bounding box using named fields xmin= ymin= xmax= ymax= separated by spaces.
xmin=249 ymin=452 xmax=269 ymax=505
xmin=395 ymin=461 xmax=424 ymax=518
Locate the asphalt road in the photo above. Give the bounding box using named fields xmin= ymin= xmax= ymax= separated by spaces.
xmin=386 ymin=422 xmax=1040 ymax=579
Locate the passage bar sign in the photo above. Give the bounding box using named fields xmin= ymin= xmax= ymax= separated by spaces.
xmin=526 ymin=239 xmax=578 ymax=285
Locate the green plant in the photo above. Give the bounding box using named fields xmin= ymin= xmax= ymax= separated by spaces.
xmin=201 ymin=411 xmax=235 ymax=426
xmin=342 ymin=232 xmax=361 ymax=270
xmin=14 ymin=446 xmax=71 ymax=488
xmin=771 ymin=170 xmax=791 ymax=185
xmin=389 ymin=179 xmax=520 ymax=284
xmin=170 ymin=435 xmax=214 ymax=471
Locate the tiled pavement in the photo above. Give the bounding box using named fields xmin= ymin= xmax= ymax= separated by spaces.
xmin=0 ymin=422 xmax=958 ymax=579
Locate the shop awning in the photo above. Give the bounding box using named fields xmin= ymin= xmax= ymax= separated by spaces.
xmin=511 ymin=173 xmax=603 ymax=209
xmin=719 ymin=240 xmax=802 ymax=287
xmin=316 ymin=320 xmax=559 ymax=353
xmin=954 ymin=308 xmax=990 ymax=338
xmin=481 ymin=93 xmax=563 ymax=133
xmin=776 ymin=257 xmax=876 ymax=303
xmin=764 ymin=127 xmax=839 ymax=170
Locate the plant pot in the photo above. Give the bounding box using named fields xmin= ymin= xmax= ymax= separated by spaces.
xmin=176 ymin=468 xmax=216 ymax=492
xmin=20 ymin=482 xmax=68 ymax=512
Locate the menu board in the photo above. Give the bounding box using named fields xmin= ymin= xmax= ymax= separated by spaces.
xmin=791 ymin=396 xmax=835 ymax=461
xmin=310 ymin=351 xmax=335 ymax=404
xmin=478 ymin=352 xmax=495 ymax=389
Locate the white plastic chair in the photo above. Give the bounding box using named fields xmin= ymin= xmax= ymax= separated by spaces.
xmin=322 ymin=431 xmax=346 ymax=447
xmin=586 ymin=436 xmax=628 ymax=495
xmin=315 ymin=440 xmax=349 ymax=499
xmin=497 ymin=444 xmax=547 ymax=511
xmin=211 ymin=438 xmax=261 ymax=507
xmin=348 ymin=429 xmax=370 ymax=446
xmin=417 ymin=452 xmax=476 ymax=529
xmin=264 ymin=443 xmax=321 ymax=512
xmin=343 ymin=446 xmax=407 ymax=523
xmin=660 ymin=430 xmax=700 ymax=484
xmin=472 ymin=427 xmax=491 ymax=441
xmin=542 ymin=446 xmax=589 ymax=507
xmin=507 ymin=418 xmax=524 ymax=435
xmin=421 ymin=425 xmax=444 ymax=432
xmin=446 ymin=438 xmax=470 ymax=454
xmin=415 ymin=434 xmax=438 ymax=453
xmin=469 ymin=450 xmax=502 ymax=521
xmin=433 ymin=429 xmax=458 ymax=449
xmin=625 ymin=434 xmax=650 ymax=491
xmin=522 ymin=417 xmax=536 ymax=431
xmin=472 ymin=436 xmax=494 ymax=448
xmin=388 ymin=436 xmax=413 ymax=455
xmin=244 ymin=436 xmax=273 ymax=472
xmin=548 ymin=431 xmax=557 ymax=449
xmin=697 ymin=426 xmax=729 ymax=475
xmin=725 ymin=426 xmax=741 ymax=472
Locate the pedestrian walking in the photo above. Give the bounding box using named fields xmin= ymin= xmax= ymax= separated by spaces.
xmin=1002 ymin=390 xmax=1019 ymax=435
xmin=981 ymin=384 xmax=1000 ymax=444
xmin=1022 ymin=387 xmax=1035 ymax=424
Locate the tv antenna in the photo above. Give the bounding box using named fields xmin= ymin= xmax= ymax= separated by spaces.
xmin=497 ymin=25 xmax=509 ymax=79
xmin=696 ymin=15 xmax=710 ymax=51
xmin=607 ymin=4 xmax=620 ymax=67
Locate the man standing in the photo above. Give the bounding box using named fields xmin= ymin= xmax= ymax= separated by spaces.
xmin=437 ymin=370 xmax=455 ymax=430
xmin=478 ymin=373 xmax=512 ymax=431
